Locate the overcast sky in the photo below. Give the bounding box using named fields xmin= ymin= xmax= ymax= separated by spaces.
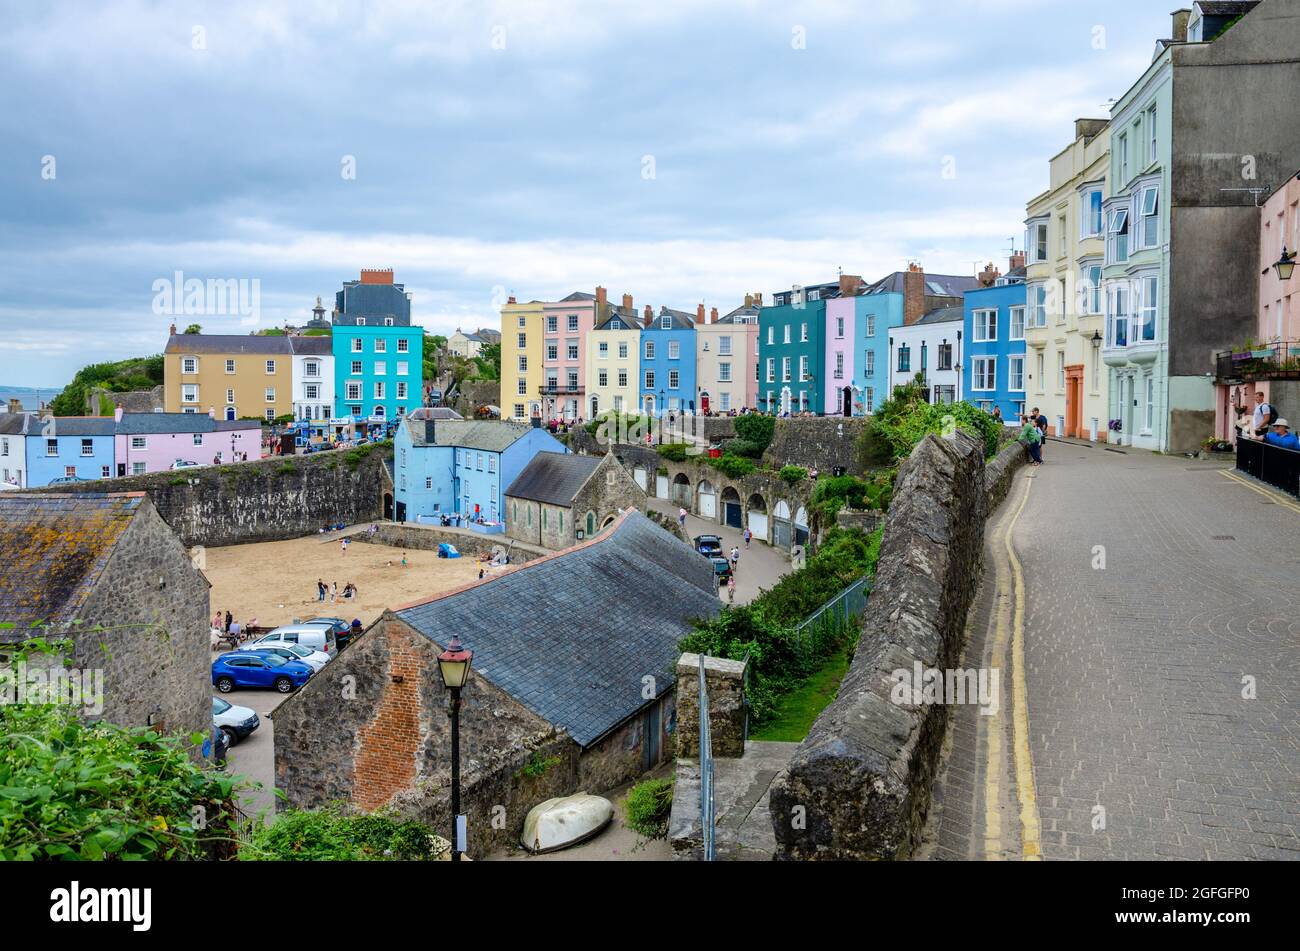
xmin=0 ymin=0 xmax=1173 ymax=387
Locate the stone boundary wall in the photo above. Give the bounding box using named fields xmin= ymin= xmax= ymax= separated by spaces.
xmin=763 ymin=416 xmax=868 ymax=475
xmin=358 ymin=523 xmax=549 ymax=563
xmin=769 ymin=432 xmax=988 ymax=860
xmin=673 ymin=653 xmax=748 ymax=759
xmin=22 ymin=446 xmax=391 ymax=548
xmin=984 ymin=437 xmax=1029 ymax=511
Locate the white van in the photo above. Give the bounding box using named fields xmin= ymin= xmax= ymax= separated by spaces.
xmin=254 ymin=624 xmax=337 ymax=655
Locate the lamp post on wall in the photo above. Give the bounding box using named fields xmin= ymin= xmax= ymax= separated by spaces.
xmin=437 ymin=634 xmax=474 ymax=861
xmin=1274 ymin=247 xmax=1297 ymax=282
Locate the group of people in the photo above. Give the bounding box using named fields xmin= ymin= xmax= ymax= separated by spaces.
xmin=1237 ymin=392 xmax=1299 ymax=449
xmin=210 ymin=610 xmax=255 ymax=649
xmin=1018 ymin=407 xmax=1050 ymax=466
xmin=316 ymin=579 xmax=357 ymax=602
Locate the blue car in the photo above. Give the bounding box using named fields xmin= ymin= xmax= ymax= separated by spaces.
xmin=212 ymin=650 xmax=312 ymax=694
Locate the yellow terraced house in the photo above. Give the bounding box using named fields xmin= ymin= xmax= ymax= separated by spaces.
xmin=500 ymin=297 xmax=544 ymax=422
xmin=585 ymin=295 xmax=643 ymax=419
xmin=163 ymin=329 xmax=295 ymax=420
xmin=1023 ymin=118 xmax=1112 ymax=441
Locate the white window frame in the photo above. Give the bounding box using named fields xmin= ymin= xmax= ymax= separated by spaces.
xmin=1008 ymin=355 xmax=1025 ymax=392
xmin=973 ymin=309 xmax=998 ymax=342
xmin=972 ymin=356 xmax=996 ymax=392
xmin=1009 ymin=305 xmax=1026 ymax=340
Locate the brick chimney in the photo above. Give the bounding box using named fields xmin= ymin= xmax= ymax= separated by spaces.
xmin=696 ymin=303 xmax=706 ymax=324
xmin=507 ymin=296 xmax=516 ymax=304
xmin=643 ymin=304 xmax=653 ymax=325
xmin=169 ymin=322 xmax=177 ymax=336
xmin=754 ymin=292 xmax=763 ymax=306
xmin=1075 ymin=118 xmax=1109 ymax=142
xmin=1009 ymin=251 xmax=1026 ymax=273
xmin=8 ymin=398 xmax=23 ymax=415
xmin=838 ymin=274 xmax=863 ymax=298
xmin=978 ymin=262 xmax=1002 ymax=287
xmin=710 ymin=306 xmax=719 ymax=323
xmin=595 ymin=286 xmax=607 ymax=307
xmin=360 ymin=268 xmax=395 ymax=285
xmin=743 ymin=293 xmax=754 ymax=308
xmin=114 ymin=403 xmax=123 ymax=422
xmin=623 ymin=293 xmax=634 ymax=311
xmin=1171 ymin=7 xmax=1191 ymax=42
xmin=903 ymin=263 xmax=926 ymax=326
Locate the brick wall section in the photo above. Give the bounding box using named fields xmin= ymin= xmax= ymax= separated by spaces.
xmin=71 ymin=501 xmax=211 ymax=739
xmin=769 ymin=432 xmax=987 ymax=860
xmin=24 ymin=446 xmax=391 ymax=548
xmin=674 ymin=653 xmax=747 ymax=758
xmin=353 ymin=625 xmax=427 ymax=810
xmin=762 ymin=416 xmax=869 ymax=475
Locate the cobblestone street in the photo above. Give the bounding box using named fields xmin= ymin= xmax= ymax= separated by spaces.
xmin=924 ymin=445 xmax=1300 ymax=861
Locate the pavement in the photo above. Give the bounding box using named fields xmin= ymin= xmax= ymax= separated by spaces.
xmin=222 ymin=687 xmax=289 ymax=824
xmin=921 ymin=448 xmax=1300 ymax=860
xmin=646 ymin=497 xmax=792 ymax=605
xmin=670 ymin=740 xmax=798 ymax=860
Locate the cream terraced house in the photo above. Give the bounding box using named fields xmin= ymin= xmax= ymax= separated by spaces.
xmin=163 ymin=330 xmax=295 ymax=421
xmin=1023 ymin=117 xmax=1112 ymax=441
xmin=585 ymin=302 xmax=643 ymax=420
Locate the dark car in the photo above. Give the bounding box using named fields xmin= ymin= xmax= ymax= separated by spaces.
xmin=693 ymin=535 xmax=724 ymax=556
xmin=302 ymin=616 xmax=353 ymax=649
xmin=707 ymin=554 xmax=732 ymax=582
xmin=212 ymin=650 xmax=312 ymax=694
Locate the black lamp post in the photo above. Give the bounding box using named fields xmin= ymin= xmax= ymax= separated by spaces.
xmin=437 ymin=634 xmax=473 ymax=861
xmin=1274 ymin=247 xmax=1297 ymax=282
xmin=1091 ymin=330 xmax=1103 ymax=350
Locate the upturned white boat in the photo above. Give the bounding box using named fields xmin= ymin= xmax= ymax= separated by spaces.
xmin=520 ymin=793 xmax=614 ymax=854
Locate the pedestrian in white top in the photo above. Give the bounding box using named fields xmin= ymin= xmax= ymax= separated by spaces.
xmin=1252 ymin=391 xmax=1277 ymax=435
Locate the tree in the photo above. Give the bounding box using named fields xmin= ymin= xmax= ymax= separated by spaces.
xmin=183 ymin=323 xmax=201 ymax=334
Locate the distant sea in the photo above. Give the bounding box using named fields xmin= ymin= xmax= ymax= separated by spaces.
xmin=0 ymin=385 xmax=62 ymax=412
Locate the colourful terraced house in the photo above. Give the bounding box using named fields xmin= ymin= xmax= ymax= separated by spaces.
xmin=332 ymin=269 xmax=424 ymax=423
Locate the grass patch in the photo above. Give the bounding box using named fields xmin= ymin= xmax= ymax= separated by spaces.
xmin=750 ymin=645 xmax=852 ymax=742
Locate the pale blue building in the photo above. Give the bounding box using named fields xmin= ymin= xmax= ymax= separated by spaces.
xmin=23 ymin=416 xmax=116 ymax=486
xmin=393 ymin=417 xmax=567 ymax=524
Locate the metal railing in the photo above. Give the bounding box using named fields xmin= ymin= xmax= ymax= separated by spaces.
xmin=698 ymin=659 xmax=716 ymax=862
xmin=792 ymin=575 xmax=871 ymax=647
xmin=1236 ymin=436 xmax=1300 ymax=498
xmin=1214 ymin=340 xmax=1300 ymax=384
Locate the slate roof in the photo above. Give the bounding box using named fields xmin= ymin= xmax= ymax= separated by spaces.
xmin=560 ymin=291 xmax=597 ymax=302
xmin=289 ymin=336 xmax=333 ymax=356
xmin=506 ymin=452 xmax=601 ymax=506
xmin=396 ymin=511 xmax=719 ymax=747
xmin=116 ymin=412 xmax=213 ymax=434
xmin=0 ymin=414 xmax=32 ymax=436
xmin=916 ymin=305 xmax=965 ymax=326
xmin=717 ymin=304 xmax=760 ymax=323
xmin=36 ymin=417 xmax=116 ymax=437
xmin=595 ymin=309 xmax=638 ymax=331
xmin=0 ymin=493 xmax=144 ymax=629
xmin=402 ymin=418 xmax=533 ymax=452
xmin=1195 ymin=1 xmax=1258 ymax=15
xmin=165 ymin=334 xmax=293 ymax=355
xmin=651 ymin=307 xmax=696 ymax=330
xmin=862 ymin=272 xmax=981 ymax=297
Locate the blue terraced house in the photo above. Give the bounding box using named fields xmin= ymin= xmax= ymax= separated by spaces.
xmin=854 ymin=291 xmax=904 ymax=417
xmin=393 ymin=416 xmax=567 ymax=525
xmin=23 ymin=416 xmax=116 ymax=486
xmin=759 ymin=297 xmax=826 ymax=415
xmin=639 ymin=307 xmax=697 ymax=417
xmin=332 ymin=269 xmax=424 ymax=423
xmin=963 ymin=266 xmax=1028 ymax=426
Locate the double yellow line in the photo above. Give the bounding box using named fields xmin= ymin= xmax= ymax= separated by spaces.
xmin=984 ymin=475 xmax=1042 ymax=860
xmin=1219 ymin=469 xmax=1300 ymax=516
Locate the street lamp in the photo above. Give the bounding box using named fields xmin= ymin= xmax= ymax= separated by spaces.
xmin=437 ymin=634 xmax=474 ymax=861
xmin=1091 ymin=330 xmax=1103 ymax=350
xmin=1274 ymin=246 xmax=1297 ymax=281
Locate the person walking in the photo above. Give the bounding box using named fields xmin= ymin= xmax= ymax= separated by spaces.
xmin=678 ymin=506 xmax=687 ymax=529
xmin=1264 ymin=418 xmax=1300 ymax=450
xmin=316 ymin=578 xmax=325 ymax=602
xmin=726 ymin=574 xmax=736 ymax=604
xmin=223 ymin=610 xmax=232 ymax=633
xmin=729 ymin=545 xmax=740 ymax=573
xmin=341 ymin=537 xmax=349 ymax=555
xmin=743 ymin=527 xmax=752 ymax=549
xmin=330 ymin=581 xmax=337 ymax=602
xmin=1252 ymin=391 xmax=1278 ymax=436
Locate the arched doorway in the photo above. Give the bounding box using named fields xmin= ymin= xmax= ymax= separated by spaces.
xmin=747 ymin=493 xmax=768 ymax=543
xmin=671 ymin=473 xmax=692 ymax=506
xmin=590 ymin=395 xmax=599 ymax=418
xmin=780 ymin=386 xmax=792 ymax=416
xmin=842 ymin=386 xmax=854 ymax=418
xmin=225 ymin=406 xmax=236 ymax=421
xmin=383 ymin=493 xmax=394 ymax=520
xmin=772 ymin=500 xmax=793 ymax=549
xmin=794 ymin=506 xmax=810 ymax=546
xmin=700 ymin=390 xmax=711 ymax=415
xmin=721 ymin=487 xmax=743 ymax=529
xmin=697 ymin=479 xmax=717 ymax=520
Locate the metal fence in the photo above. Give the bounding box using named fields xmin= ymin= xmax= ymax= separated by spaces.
xmin=1237 ymin=436 xmax=1300 ymax=498
xmin=792 ymin=575 xmax=872 ymax=648
xmin=698 ymin=659 xmax=716 ymax=862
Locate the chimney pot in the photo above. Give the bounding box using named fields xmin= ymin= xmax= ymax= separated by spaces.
xmin=170 ymin=322 xmax=177 ymax=335
xmin=644 ymin=304 xmax=653 ymax=322
xmin=710 ymin=307 xmax=719 ymax=323
xmin=744 ymin=293 xmax=754 ymax=308
xmin=755 ymin=292 xmax=763 ymax=306
xmin=696 ymin=303 xmax=705 ymax=323
xmin=595 ymin=286 xmax=607 ymax=306
xmin=1172 ymin=8 xmax=1191 ymax=43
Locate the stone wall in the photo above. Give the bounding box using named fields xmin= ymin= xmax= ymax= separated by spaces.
xmin=674 ymin=653 xmax=748 ymax=758
xmin=449 ymin=380 xmax=501 ymax=419
xmin=569 ymin=455 xmax=646 ymax=539
xmin=763 ymin=416 xmax=869 ymax=475
xmin=984 ymin=437 xmax=1029 ymax=511
xmin=769 ymin=432 xmax=987 ymax=860
xmin=361 ymin=522 xmax=548 ymax=563
xmin=577 ymin=692 xmax=675 ymax=792
xmin=25 ymin=446 xmax=391 ymax=548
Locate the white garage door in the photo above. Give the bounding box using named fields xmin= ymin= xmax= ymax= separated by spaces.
xmin=656 ymin=474 xmax=669 ymax=499
xmin=748 ymin=511 xmax=768 ymax=543
xmin=699 ymin=489 xmax=717 ymax=520
xmin=633 ymin=466 xmax=648 ymax=491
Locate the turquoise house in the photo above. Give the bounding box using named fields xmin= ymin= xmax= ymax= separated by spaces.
xmin=331 ymin=270 xmax=423 ymax=423
xmin=759 ymin=299 xmax=827 ymax=414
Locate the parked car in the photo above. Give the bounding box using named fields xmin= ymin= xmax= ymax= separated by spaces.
xmin=694 ymin=535 xmax=724 ymax=556
xmin=170 ymin=459 xmax=202 ymax=470
xmin=300 ymin=617 xmax=353 ymax=650
xmin=236 ymin=642 xmax=328 ymax=672
xmin=212 ymin=696 xmax=259 ymax=746
xmin=252 ymin=624 xmax=337 ymax=655
xmin=212 ymin=650 xmax=312 ymax=694
xmin=707 ymin=554 xmax=732 ymax=582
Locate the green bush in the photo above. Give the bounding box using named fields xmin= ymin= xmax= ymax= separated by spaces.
xmin=49 ymin=354 xmax=164 ymax=417
xmin=0 ymin=702 xmax=239 ymax=860
xmin=708 ymin=452 xmax=755 ymax=478
xmin=518 ymin=752 xmax=561 ymax=779
xmin=779 ymin=465 xmax=808 ymax=486
xmin=733 ymin=414 xmax=775 ymax=455
xmin=656 ymin=443 xmax=690 ymax=462
xmin=722 ymin=437 xmax=760 ymax=458
xmin=240 ymin=804 xmax=447 ymax=861
xmin=623 ymin=778 xmax=674 ymax=840
xmin=858 ymin=375 xmax=1000 ymax=463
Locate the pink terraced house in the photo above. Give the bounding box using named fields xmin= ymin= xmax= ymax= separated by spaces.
xmin=1213 ymin=170 xmax=1300 ymax=441
xmin=541 ymin=291 xmax=600 ymax=423
xmin=112 ymin=408 xmax=261 ymax=476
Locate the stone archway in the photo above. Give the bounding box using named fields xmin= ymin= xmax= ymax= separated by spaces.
xmin=747 ymin=492 xmax=768 ymax=543
xmin=721 ymin=486 xmax=743 ymax=529
xmin=794 ymin=506 xmax=810 ymax=546
xmin=772 ymin=499 xmax=793 ymax=550
xmin=697 ymin=479 xmax=717 ymax=520
xmin=671 ymin=472 xmax=692 ymax=506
